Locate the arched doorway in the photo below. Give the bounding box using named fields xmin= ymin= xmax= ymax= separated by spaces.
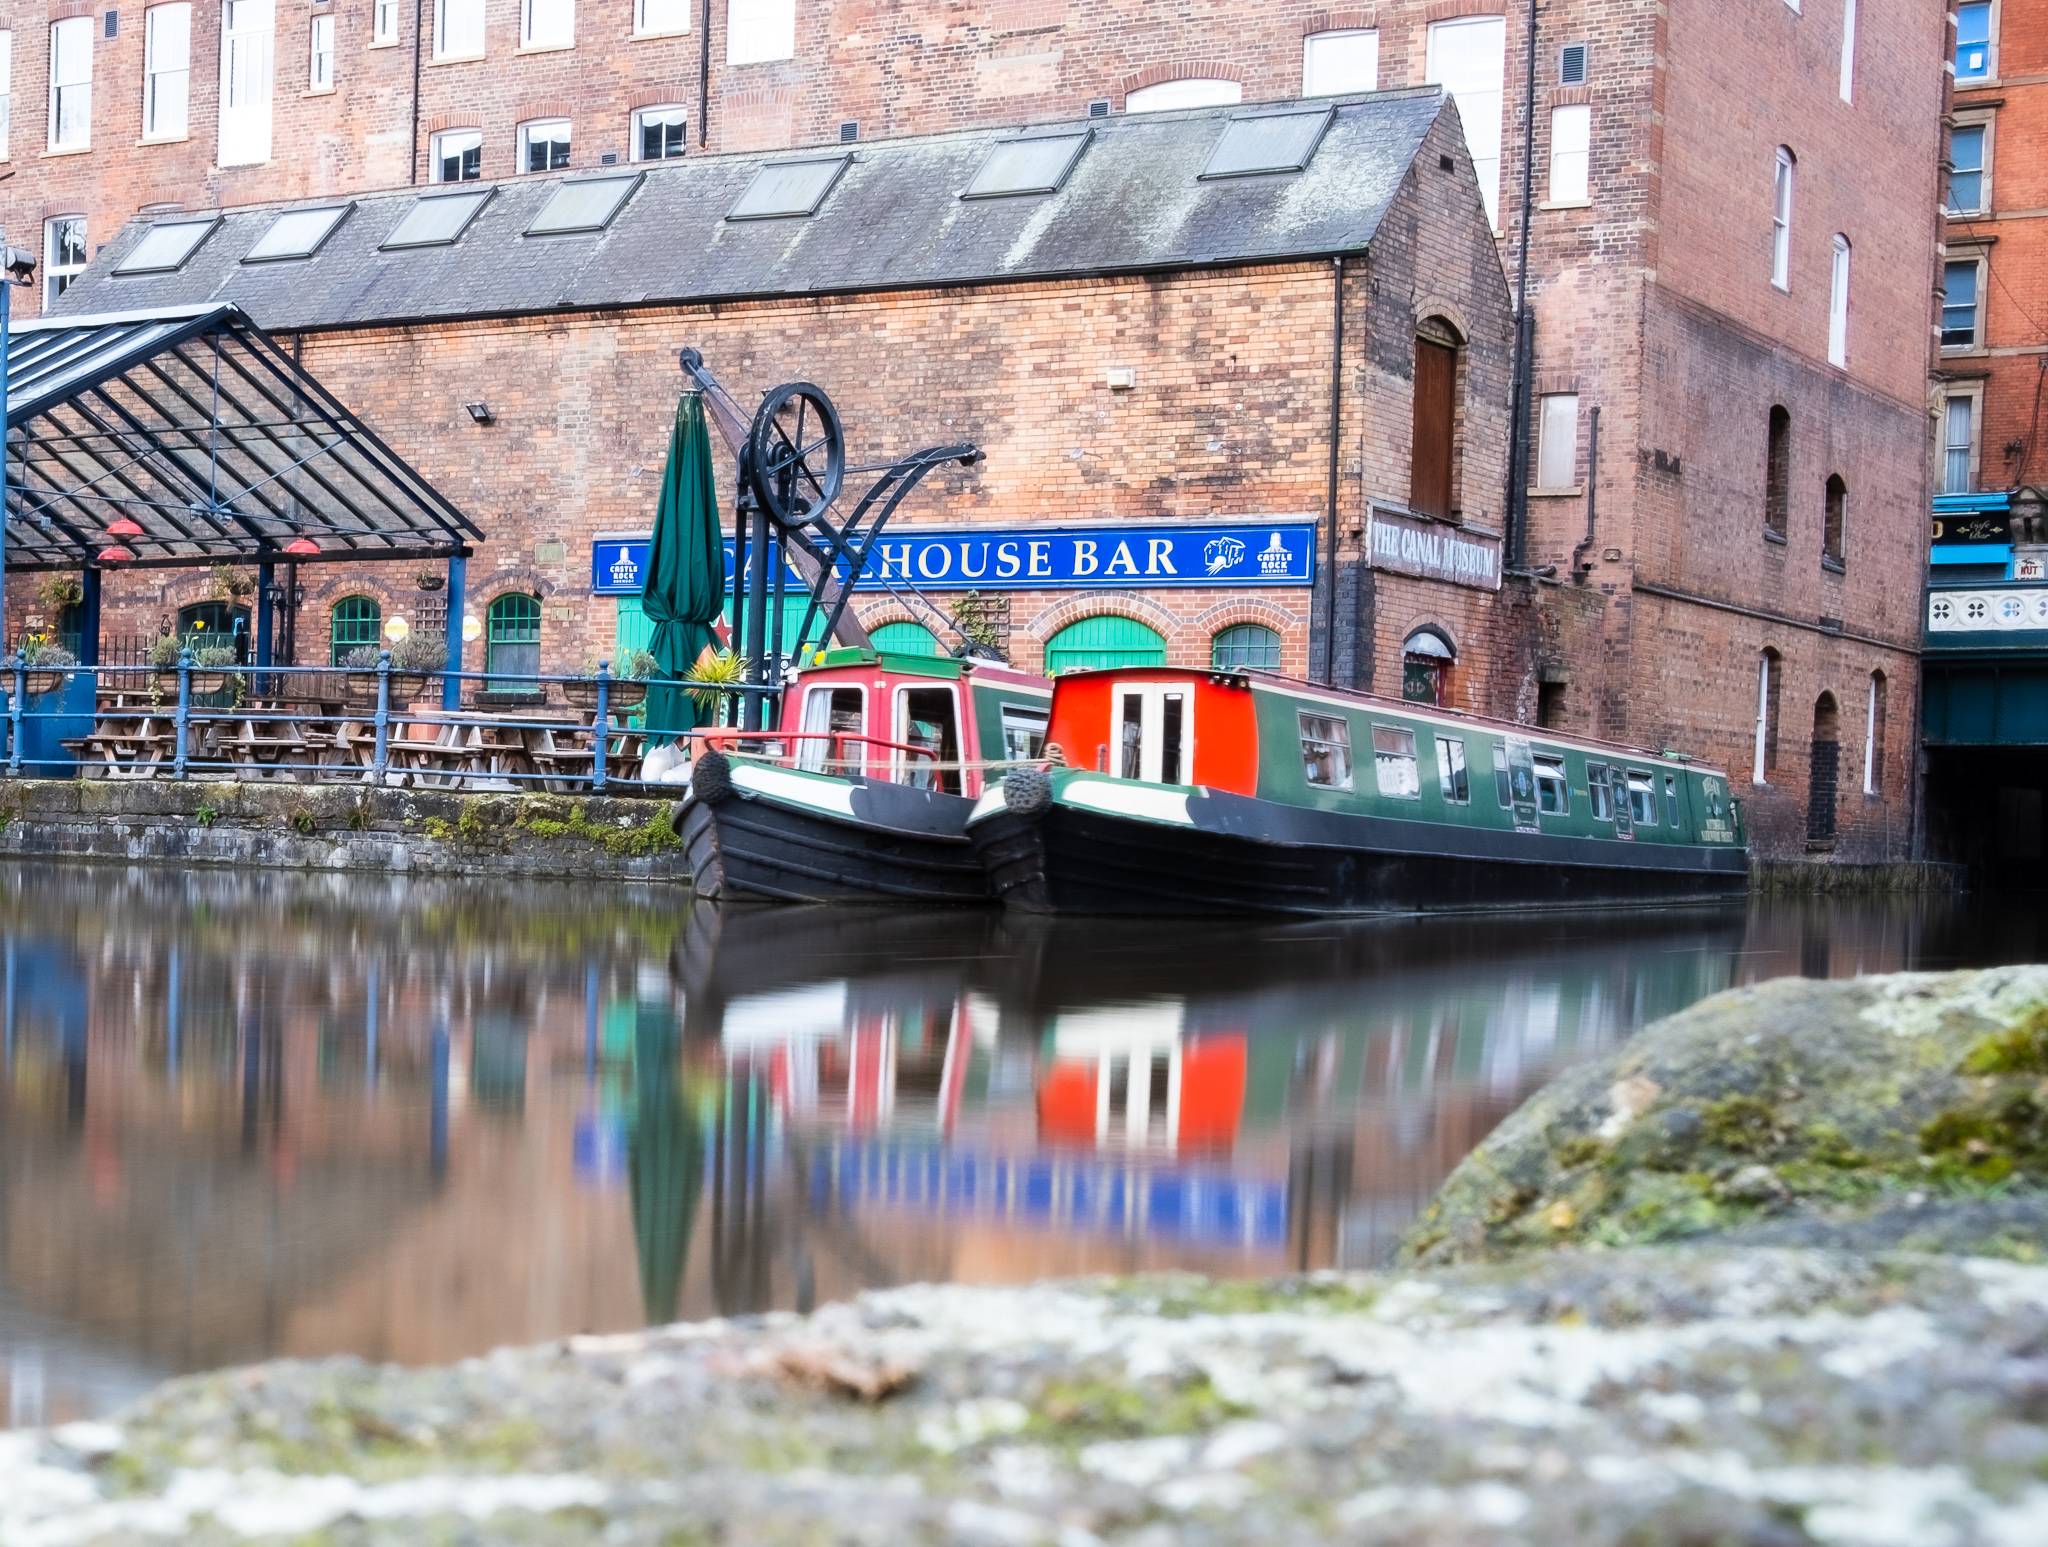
xmin=1402 ymin=627 xmax=1455 ymax=705
xmin=177 ymin=601 xmax=251 ymax=663
xmin=869 ymin=620 xmax=944 ymax=658
xmin=1044 ymin=616 xmax=1166 ymax=674
xmin=1807 ymin=691 xmax=1840 ymax=846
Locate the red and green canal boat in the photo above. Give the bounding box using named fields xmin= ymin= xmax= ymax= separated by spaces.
xmin=967 ymin=667 xmax=1748 ymax=916
xmin=681 ymin=647 xmax=1051 ymax=903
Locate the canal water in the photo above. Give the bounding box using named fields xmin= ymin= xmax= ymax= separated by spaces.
xmin=1 ymin=862 xmax=2040 ymax=1426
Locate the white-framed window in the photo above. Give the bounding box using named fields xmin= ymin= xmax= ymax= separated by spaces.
xmin=633 ymin=104 xmax=686 ymax=160
xmin=1947 ymin=118 xmax=1989 ymax=215
xmin=726 ymin=0 xmax=794 ymax=64
xmin=1371 ymin=724 xmax=1420 ymax=799
xmin=1942 ymin=256 xmax=1983 ymax=350
xmin=1839 ymin=0 xmax=1857 ymax=100
xmin=1535 ymin=392 xmax=1579 ymax=490
xmin=142 ymin=5 xmax=190 ymax=138
xmin=1955 ymin=1 xmax=1993 ymax=82
xmin=1426 ymin=16 xmax=1506 ymax=226
xmin=219 ymin=0 xmax=275 ymax=166
xmin=1299 ymin=712 xmax=1352 ymax=789
xmin=48 ymin=16 xmax=92 ymax=151
xmin=431 ymin=126 xmax=482 ymax=182
xmin=1435 ymin=734 xmax=1469 ymax=803
xmin=1547 ymin=102 xmax=1590 ymax=203
xmin=434 ymin=0 xmax=484 ymax=59
xmin=1753 ymin=649 xmax=1781 ymax=784
xmin=521 ymin=0 xmax=572 ymax=50
xmin=308 ymin=14 xmax=334 ymax=89
xmin=373 ymin=0 xmax=399 ymax=44
xmin=1587 ymin=759 xmax=1614 ymax=821
xmin=1533 ymin=754 xmax=1569 ymax=815
xmin=1862 ymin=671 xmax=1886 ymax=796
xmin=1124 ymin=77 xmax=1241 ymax=112
xmin=43 ymin=214 xmax=86 ymax=305
xmin=1938 ymin=387 xmax=1980 ymax=494
xmin=1302 ymin=29 xmax=1378 ymax=96
xmin=1771 ymin=146 xmax=1795 ymax=289
xmin=1827 ymin=233 xmax=1850 ymax=366
xmin=0 ymin=31 xmax=16 ymax=160
xmin=517 ymin=117 xmax=570 ymax=172
xmin=635 ymin=0 xmax=688 ymax=35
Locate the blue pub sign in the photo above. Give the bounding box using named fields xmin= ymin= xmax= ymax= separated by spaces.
xmin=590 ymin=519 xmax=1318 ymax=596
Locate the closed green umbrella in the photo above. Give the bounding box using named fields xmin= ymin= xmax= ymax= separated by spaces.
xmin=628 ymin=1007 xmax=704 ymax=1326
xmin=639 ymin=393 xmax=723 ymax=745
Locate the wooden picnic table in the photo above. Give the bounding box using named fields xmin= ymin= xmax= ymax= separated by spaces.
xmin=64 ymin=706 xmax=187 ymax=778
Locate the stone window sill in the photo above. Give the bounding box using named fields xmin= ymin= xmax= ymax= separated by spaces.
xmin=1538 ymin=197 xmax=1592 ymax=211
xmin=1821 ymin=556 xmax=1846 ymax=574
xmin=1763 ymin=528 xmax=1789 ymax=545
xmin=515 ymin=41 xmax=575 ymax=56
xmin=428 ymin=52 xmax=486 ymax=66
xmin=630 ymin=28 xmax=689 ymax=41
xmin=138 ymin=134 xmax=189 ymax=146
xmin=368 ymin=38 xmax=400 ymax=49
xmin=304 ymin=87 xmax=337 ymax=98
xmin=1529 ymin=485 xmax=1584 ymax=498
xmin=44 ymin=144 xmax=92 ymax=158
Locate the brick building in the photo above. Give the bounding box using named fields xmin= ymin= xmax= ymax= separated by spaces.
xmin=6 ymin=0 xmax=1949 ymax=858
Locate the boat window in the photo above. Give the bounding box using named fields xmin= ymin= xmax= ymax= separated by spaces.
xmin=1119 ymin=693 xmax=1144 ymax=779
xmin=1534 ymin=755 xmax=1569 ymax=815
xmin=1435 ymin=734 xmax=1469 ymax=803
xmin=1586 ymin=760 xmax=1612 ymax=820
xmin=1160 ymin=691 xmax=1186 ymax=784
xmin=798 ymin=685 xmax=863 ymax=773
xmin=1372 ymin=724 xmax=1421 ymax=799
xmin=1628 ymin=769 xmax=1657 ymax=826
xmin=1664 ymin=772 xmax=1681 ymax=828
xmin=1000 ymin=704 xmax=1048 ymax=763
xmin=1300 ymin=712 xmax=1353 ymax=789
xmin=1492 ymin=744 xmax=1511 ymax=806
xmin=897 ymin=686 xmax=961 ymax=794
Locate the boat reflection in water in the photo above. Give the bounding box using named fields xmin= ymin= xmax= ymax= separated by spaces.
xmin=0 ymin=862 xmax=2028 ymax=1426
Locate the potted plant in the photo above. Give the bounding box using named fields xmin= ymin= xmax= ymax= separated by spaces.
xmin=565 ymin=648 xmax=657 ymax=711
xmin=685 ymin=648 xmax=746 ymax=722
xmin=415 ymin=569 xmax=446 ymax=592
xmin=388 ymin=634 xmax=446 ymax=704
xmin=19 ymin=635 xmax=77 ymax=697
xmin=209 ymin=562 xmax=255 ymax=602
xmin=187 ymin=642 xmax=239 ymax=696
xmin=340 ymin=645 xmax=382 ymax=705
xmin=35 ymin=576 xmax=84 ymax=614
xmin=147 ymin=632 xmax=183 ymax=694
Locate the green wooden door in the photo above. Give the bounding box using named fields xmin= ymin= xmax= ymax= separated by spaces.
xmin=614 ymin=595 xmax=656 ymax=658
xmin=870 ymin=621 xmax=943 ymax=657
xmin=1044 ymin=616 xmax=1166 ymax=674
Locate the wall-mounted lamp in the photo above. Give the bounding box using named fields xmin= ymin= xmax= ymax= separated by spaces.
xmin=464 ymin=402 xmax=494 ymax=425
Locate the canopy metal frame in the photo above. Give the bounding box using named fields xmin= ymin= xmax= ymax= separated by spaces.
xmin=3 ymin=303 xmax=479 ymax=572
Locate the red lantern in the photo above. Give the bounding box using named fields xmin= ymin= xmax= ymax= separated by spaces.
xmin=97 ymin=544 xmax=136 ymax=563
xmin=283 ymin=537 xmax=320 ymax=556
xmin=105 ymin=517 xmax=144 ymax=539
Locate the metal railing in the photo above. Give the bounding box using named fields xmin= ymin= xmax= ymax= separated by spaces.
xmin=0 ymin=652 xmax=780 ymax=796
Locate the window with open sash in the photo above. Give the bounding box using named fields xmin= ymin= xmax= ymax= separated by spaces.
xmin=897 ymin=685 xmax=961 ymax=795
xmin=1372 ymin=724 xmax=1420 ymax=799
xmin=1492 ymin=744 xmax=1512 ymax=806
xmin=1534 ymin=755 xmax=1569 ymax=815
xmin=1587 ymin=760 xmax=1613 ymax=820
xmin=797 ymin=685 xmax=862 ymax=773
xmin=1300 ymin=712 xmax=1352 ymax=789
xmin=1435 ymin=734 xmax=1468 ymax=803
xmin=1628 ymin=770 xmax=1658 ymax=826
xmin=1664 ymin=772 xmax=1681 ymax=828
xmin=1000 ymin=705 xmax=1047 ymax=763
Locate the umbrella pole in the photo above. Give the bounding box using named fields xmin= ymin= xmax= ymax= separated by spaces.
xmin=744 ymin=501 xmax=771 ymax=731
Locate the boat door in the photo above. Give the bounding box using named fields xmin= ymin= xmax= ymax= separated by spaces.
xmin=1607 ymin=765 xmax=1633 ymax=840
xmin=1112 ymin=681 xmax=1194 ymax=784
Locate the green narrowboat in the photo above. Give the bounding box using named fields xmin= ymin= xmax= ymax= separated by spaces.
xmin=966 ymin=667 xmax=1748 ymax=916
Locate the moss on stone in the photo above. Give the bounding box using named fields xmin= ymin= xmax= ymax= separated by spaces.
xmin=1028 ymin=1372 xmax=1247 ymax=1442
xmin=1960 ymin=1006 xmax=2048 ymax=1075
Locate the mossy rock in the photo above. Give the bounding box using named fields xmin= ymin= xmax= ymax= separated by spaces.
xmin=1400 ymin=967 xmax=2048 ymax=1266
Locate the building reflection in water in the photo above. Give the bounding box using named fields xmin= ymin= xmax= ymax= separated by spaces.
xmin=0 ymin=861 xmax=2028 ymax=1425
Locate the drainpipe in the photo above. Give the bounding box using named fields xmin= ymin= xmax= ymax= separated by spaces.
xmin=1504 ymin=0 xmax=1540 ymax=569
xmin=698 ymin=0 xmax=713 ymax=148
xmin=409 ymin=0 xmax=426 ymax=183
xmin=1319 ymin=255 xmax=1345 ymax=685
xmin=1570 ymin=405 xmax=1600 ymax=580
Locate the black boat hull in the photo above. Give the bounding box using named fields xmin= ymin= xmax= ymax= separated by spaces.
xmin=683 ymin=752 xmax=990 ymax=905
xmin=970 ymin=781 xmax=1749 ymax=917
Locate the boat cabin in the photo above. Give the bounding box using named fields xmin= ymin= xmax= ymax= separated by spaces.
xmin=1041 ymin=667 xmax=1744 ymax=850
xmin=774 ymin=647 xmax=1052 ymax=797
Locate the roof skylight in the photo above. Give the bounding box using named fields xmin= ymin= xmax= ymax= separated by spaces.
xmin=526 ymin=173 xmax=643 ymax=236
xmin=113 ymin=217 xmax=222 ymax=276
xmin=244 ymin=204 xmax=353 ymax=263
xmin=1200 ymin=108 xmax=1335 ymax=179
xmin=381 ymin=188 xmax=495 ymax=250
xmin=962 ymin=132 xmax=1091 ymax=199
xmin=727 ymin=155 xmax=851 ymax=220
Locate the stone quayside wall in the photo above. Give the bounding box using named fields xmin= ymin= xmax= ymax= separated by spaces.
xmin=0 ymin=781 xmax=689 ymax=885
xmin=0 ymin=779 xmax=1970 ymax=891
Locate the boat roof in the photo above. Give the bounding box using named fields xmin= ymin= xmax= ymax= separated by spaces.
xmin=1049 ymin=665 xmax=1731 ymax=779
xmin=801 ymin=647 xmax=1051 ymax=692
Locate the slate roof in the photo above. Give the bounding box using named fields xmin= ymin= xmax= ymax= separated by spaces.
xmin=54 ymin=88 xmax=1453 ymax=332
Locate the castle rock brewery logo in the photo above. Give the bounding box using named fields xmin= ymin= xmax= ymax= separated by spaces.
xmin=1257 ymin=533 xmax=1293 ymax=577
xmin=607 ymin=545 xmax=642 ymax=590
xmin=1204 ymin=536 xmax=1246 ymax=575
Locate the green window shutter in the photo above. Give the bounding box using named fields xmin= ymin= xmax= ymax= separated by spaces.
xmin=1210 ymin=623 xmax=1280 ymax=670
xmin=329 ymin=596 xmax=383 ymax=665
xmin=1044 ymin=615 xmax=1167 ymax=674
xmin=870 ymin=620 xmax=943 ymax=657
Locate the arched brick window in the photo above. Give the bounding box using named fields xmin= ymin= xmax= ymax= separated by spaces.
xmin=1210 ymin=623 xmax=1280 ymax=670
xmin=329 ymin=595 xmax=382 ymax=665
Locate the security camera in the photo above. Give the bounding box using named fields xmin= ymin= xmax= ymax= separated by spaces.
xmin=2 ymin=247 xmax=36 ymax=283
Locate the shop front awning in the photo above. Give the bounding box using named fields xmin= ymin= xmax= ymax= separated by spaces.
xmin=3 ymin=303 xmax=479 ymax=572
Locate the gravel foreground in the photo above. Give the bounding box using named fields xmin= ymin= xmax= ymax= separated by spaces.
xmin=6 ymin=1246 xmax=2048 ymax=1546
